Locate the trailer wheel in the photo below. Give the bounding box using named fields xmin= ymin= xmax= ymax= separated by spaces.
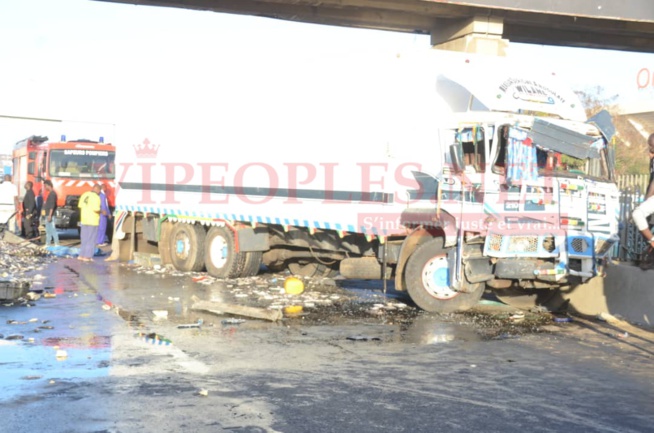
xmin=288 ymin=261 xmax=338 ymax=278
xmin=405 ymin=239 xmax=483 ymax=313
xmin=239 ymin=251 xmax=262 ymax=277
xmin=169 ymin=223 xmax=206 ymax=272
xmin=204 ymin=226 xmax=243 ymax=278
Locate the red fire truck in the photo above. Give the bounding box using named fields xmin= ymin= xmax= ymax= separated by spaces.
xmin=12 ymin=136 xmax=116 ymax=230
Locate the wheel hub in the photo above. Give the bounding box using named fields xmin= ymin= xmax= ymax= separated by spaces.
xmin=421 ymin=255 xmax=458 ymax=300
xmin=174 ymin=235 xmax=190 ymax=260
xmin=209 ymin=235 xmax=228 ymax=269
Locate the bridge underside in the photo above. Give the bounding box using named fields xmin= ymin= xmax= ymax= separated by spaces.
xmin=96 ymin=0 xmax=654 ymax=53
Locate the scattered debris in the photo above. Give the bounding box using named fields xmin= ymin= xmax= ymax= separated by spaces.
xmin=596 ymin=312 xmax=623 ymax=323
xmin=347 ymin=335 xmax=381 ymax=342
xmin=221 ymin=318 xmax=246 ymax=325
xmin=177 ymin=319 xmax=203 ymax=329
xmin=152 ymin=310 xmax=168 ymax=320
xmin=553 ymin=316 xmax=573 ymax=323
xmin=191 ymin=296 xmax=283 ymax=322
xmin=284 ymin=277 xmax=305 ymax=295
xmin=136 ymin=332 xmax=172 ymax=346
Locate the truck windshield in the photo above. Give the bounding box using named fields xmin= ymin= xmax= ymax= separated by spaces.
xmin=49 ymin=149 xmax=116 ymax=179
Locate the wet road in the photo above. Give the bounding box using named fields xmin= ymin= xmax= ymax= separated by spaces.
xmin=1 ymin=257 xmax=654 ymax=433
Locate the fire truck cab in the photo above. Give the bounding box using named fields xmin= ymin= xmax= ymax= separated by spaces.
xmin=12 ymin=136 xmax=116 ymax=230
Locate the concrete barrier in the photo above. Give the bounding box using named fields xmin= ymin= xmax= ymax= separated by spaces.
xmin=562 ymin=263 xmax=654 ymax=327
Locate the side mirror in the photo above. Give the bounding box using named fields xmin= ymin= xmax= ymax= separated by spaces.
xmin=449 ymin=143 xmax=464 ymax=174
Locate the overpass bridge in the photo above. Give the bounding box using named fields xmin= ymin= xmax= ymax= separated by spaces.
xmin=96 ymin=0 xmax=654 ymax=54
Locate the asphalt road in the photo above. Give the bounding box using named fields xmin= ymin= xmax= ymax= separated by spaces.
xmin=1 ymin=256 xmax=654 ymax=433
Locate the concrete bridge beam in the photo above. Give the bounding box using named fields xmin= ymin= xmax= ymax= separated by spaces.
xmin=431 ymin=15 xmax=508 ymax=56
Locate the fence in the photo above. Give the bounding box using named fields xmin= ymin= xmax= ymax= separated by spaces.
xmin=615 ymin=175 xmax=650 ymax=262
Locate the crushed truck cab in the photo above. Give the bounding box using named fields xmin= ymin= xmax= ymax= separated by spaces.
xmin=112 ymin=50 xmax=619 ymax=313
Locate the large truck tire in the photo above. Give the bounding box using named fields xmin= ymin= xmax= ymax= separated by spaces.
xmin=239 ymin=251 xmax=263 ymax=277
xmin=288 ymin=261 xmax=338 ymax=278
xmin=405 ymin=238 xmax=484 ymax=313
xmin=169 ymin=223 xmax=206 ymax=272
xmin=204 ymin=226 xmax=244 ymax=279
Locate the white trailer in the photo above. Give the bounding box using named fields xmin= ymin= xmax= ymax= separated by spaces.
xmin=112 ymin=50 xmax=619 ymax=312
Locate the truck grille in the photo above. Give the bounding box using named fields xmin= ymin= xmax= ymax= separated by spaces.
xmin=507 ymin=236 xmax=539 ymax=253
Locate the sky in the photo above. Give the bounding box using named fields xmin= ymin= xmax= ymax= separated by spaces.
xmin=0 ymin=0 xmax=653 ymax=156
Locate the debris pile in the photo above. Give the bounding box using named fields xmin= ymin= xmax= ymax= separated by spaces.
xmin=0 ymin=237 xmax=54 ymax=302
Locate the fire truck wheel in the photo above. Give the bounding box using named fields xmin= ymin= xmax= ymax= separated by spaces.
xmin=169 ymin=223 xmax=206 ymax=272
xmin=204 ymin=226 xmax=243 ymax=278
xmin=239 ymin=251 xmax=263 ymax=277
xmin=288 ymin=261 xmax=338 ymax=278
xmin=405 ymin=238 xmax=484 ymax=313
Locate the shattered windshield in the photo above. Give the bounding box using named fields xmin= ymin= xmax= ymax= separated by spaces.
xmin=492 ymin=121 xmax=612 ymax=182
xmin=49 ymin=149 xmax=115 ymax=179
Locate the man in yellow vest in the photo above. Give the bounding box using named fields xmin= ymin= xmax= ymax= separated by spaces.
xmin=78 ymin=184 xmax=101 ymax=262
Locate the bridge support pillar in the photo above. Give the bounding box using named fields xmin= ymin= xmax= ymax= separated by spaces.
xmin=431 ymin=15 xmax=508 ymax=56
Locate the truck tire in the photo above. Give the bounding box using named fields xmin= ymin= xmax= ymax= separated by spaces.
xmin=239 ymin=251 xmax=262 ymax=277
xmin=288 ymin=261 xmax=338 ymax=278
xmin=169 ymin=223 xmax=206 ymax=272
xmin=405 ymin=239 xmax=484 ymax=313
xmin=204 ymin=226 xmax=243 ymax=278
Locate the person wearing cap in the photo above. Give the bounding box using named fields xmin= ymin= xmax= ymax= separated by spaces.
xmin=631 ymin=133 xmax=654 ymax=267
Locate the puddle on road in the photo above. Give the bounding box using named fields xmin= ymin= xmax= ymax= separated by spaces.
xmin=0 ymin=260 xmax=118 ymax=402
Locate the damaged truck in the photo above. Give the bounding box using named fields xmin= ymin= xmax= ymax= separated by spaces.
xmin=111 ymin=50 xmax=619 ymax=313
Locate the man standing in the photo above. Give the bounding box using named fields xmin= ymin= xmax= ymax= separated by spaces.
xmin=631 ymin=133 xmax=654 ymax=267
xmin=78 ymin=184 xmax=101 ymax=262
xmin=96 ymin=184 xmax=110 ymax=246
xmin=43 ymin=180 xmax=59 ymax=246
xmin=0 ymin=174 xmax=19 ymax=233
xmin=22 ymin=181 xmax=38 ymax=239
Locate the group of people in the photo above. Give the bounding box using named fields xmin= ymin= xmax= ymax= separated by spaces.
xmin=0 ymin=174 xmax=111 ymax=262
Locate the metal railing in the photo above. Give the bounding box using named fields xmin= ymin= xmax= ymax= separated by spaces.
xmin=615 ymin=177 xmax=650 ymax=262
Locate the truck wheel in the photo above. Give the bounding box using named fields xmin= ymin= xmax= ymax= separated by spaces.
xmin=169 ymin=223 xmax=206 ymax=272
xmin=288 ymin=261 xmax=338 ymax=278
xmin=405 ymin=239 xmax=484 ymax=313
xmin=204 ymin=226 xmax=243 ymax=278
xmin=239 ymin=251 xmax=262 ymax=277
